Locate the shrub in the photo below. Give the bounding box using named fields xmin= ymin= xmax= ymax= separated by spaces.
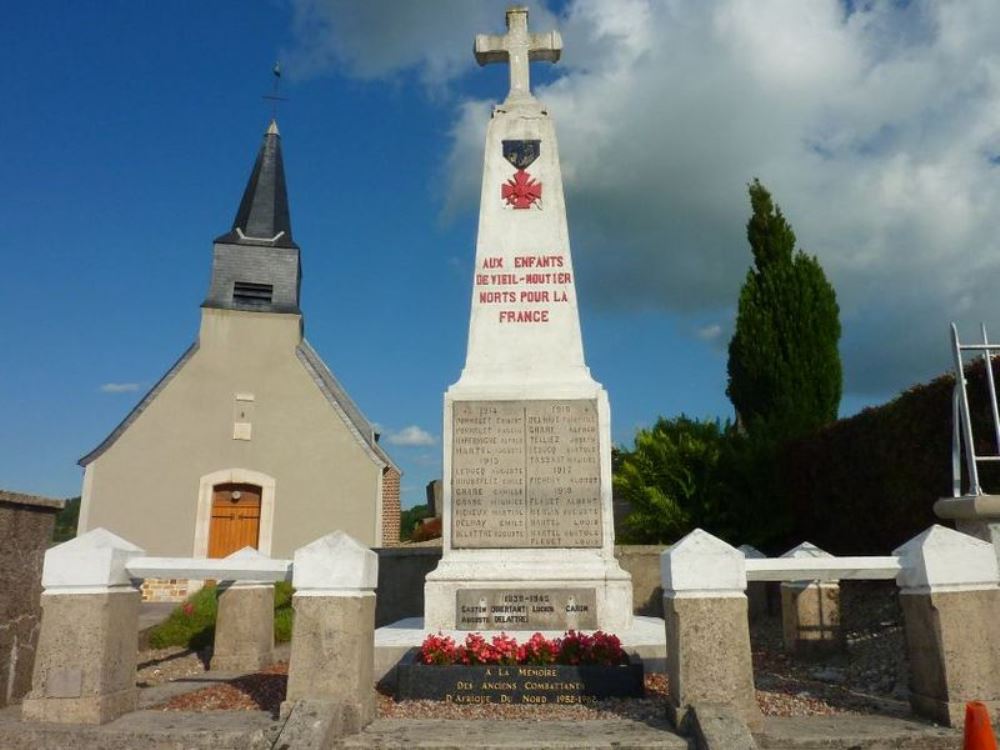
xmin=412 ymin=516 xmax=442 ymax=542
xmin=147 ymin=580 xmax=295 ymax=650
xmin=615 ymin=416 xmax=730 ymax=543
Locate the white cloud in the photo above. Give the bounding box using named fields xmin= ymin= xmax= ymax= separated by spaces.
xmin=287 ymin=0 xmax=1000 ymax=398
xmin=385 ymin=425 xmax=437 ymax=447
xmin=99 ymin=382 xmax=140 ymax=394
xmin=696 ymin=324 xmax=723 ymax=342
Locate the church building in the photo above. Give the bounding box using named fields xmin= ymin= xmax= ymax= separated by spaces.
xmin=77 ymin=120 xmax=400 ymax=598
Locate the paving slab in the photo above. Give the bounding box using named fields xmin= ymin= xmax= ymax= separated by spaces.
xmin=0 ymin=705 xmax=281 ymax=750
xmin=755 ymin=715 xmax=960 ymax=749
xmin=338 ymin=718 xmax=691 ymax=749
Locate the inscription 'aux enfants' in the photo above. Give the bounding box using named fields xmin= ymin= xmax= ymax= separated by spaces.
xmin=476 ymin=255 xmax=572 ymax=324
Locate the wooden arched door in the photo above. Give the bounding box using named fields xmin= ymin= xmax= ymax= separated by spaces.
xmin=208 ymin=482 xmax=262 ymax=558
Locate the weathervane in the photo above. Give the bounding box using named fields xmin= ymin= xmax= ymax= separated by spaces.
xmin=262 ymin=61 xmax=287 ymax=119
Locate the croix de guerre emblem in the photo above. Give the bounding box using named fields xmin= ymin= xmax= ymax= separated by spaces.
xmin=501 ymin=139 xmax=542 ymax=209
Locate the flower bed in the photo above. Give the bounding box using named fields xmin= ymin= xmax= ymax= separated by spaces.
xmin=395 ymin=631 xmax=644 ymax=704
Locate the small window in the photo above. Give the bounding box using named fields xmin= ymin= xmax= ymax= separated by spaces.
xmin=233 ymin=281 xmax=273 ymax=306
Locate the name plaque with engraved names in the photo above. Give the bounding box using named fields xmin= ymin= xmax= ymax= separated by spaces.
xmin=456 ymin=588 xmax=598 ymax=630
xmin=451 ymin=400 xmax=602 ymax=549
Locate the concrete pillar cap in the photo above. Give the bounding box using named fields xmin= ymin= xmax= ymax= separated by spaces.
xmin=42 ymin=527 xmax=145 ymax=593
xmin=738 ymin=544 xmax=766 ymax=559
xmin=661 ymin=528 xmax=747 ymax=597
xmin=894 ymin=524 xmax=1000 ymax=593
xmin=781 ymin=541 xmax=833 ymax=559
xmin=292 ymin=530 xmax=378 ymax=595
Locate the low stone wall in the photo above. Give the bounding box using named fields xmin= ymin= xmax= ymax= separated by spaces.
xmin=373 ymin=544 xmax=668 ymax=627
xmin=375 ymin=546 xmax=443 ymax=628
xmin=0 ymin=491 xmax=64 ymax=708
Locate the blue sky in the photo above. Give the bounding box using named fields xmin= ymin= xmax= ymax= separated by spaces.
xmin=4 ymin=1 xmax=1000 ymax=507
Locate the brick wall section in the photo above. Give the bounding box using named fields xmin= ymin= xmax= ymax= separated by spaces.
xmin=381 ymin=467 xmax=401 ymax=546
xmin=141 ymin=578 xmax=191 ymax=602
xmin=0 ymin=491 xmax=64 ymax=708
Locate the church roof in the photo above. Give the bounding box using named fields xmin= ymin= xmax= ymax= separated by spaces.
xmin=296 ymin=339 xmax=399 ymax=472
xmin=214 ymin=119 xmax=298 ymax=249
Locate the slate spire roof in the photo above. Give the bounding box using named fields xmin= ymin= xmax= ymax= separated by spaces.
xmin=215 ymin=119 xmax=298 ymax=249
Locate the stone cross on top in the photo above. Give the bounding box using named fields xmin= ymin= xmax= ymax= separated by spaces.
xmin=475 ymin=6 xmax=562 ymax=104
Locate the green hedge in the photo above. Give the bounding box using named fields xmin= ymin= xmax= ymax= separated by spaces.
xmin=783 ymin=358 xmax=1000 ymax=555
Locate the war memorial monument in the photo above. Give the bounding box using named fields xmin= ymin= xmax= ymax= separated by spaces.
xmin=423 ymin=6 xmax=633 ymax=632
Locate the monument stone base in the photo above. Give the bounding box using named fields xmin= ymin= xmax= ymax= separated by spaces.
xmin=425 ymin=551 xmax=633 ymax=631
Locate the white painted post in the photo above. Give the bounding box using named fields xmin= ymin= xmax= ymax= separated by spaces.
xmin=283 ymin=531 xmax=378 ymax=737
xmin=895 ymin=525 xmax=1000 ymax=727
xmin=211 ymin=547 xmax=276 ymax=672
xmin=739 ymin=544 xmax=769 ymax=622
xmin=779 ymin=542 xmax=843 ymax=655
xmin=22 ymin=529 xmax=144 ymax=724
xmin=661 ymin=530 xmax=761 ymax=730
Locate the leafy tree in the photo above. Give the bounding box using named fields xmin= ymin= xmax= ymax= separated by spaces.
xmin=727 ymin=179 xmax=842 ymax=439
xmin=399 ymin=504 xmax=432 ymax=542
xmin=614 ymin=416 xmax=729 ymax=543
xmin=53 ymin=496 xmax=80 ymax=543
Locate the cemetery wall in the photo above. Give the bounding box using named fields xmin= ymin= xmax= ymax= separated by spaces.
xmin=785 ymin=358 xmax=1000 ymax=554
xmin=374 ymin=544 xmax=666 ymax=626
xmin=0 ymin=491 xmax=64 ymax=708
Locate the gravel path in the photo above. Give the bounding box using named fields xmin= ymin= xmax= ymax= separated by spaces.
xmin=147 ymin=580 xmax=912 ymax=721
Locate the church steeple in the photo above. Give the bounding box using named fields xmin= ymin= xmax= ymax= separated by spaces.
xmin=204 ymin=119 xmax=302 ymax=315
xmin=216 ymin=120 xmax=297 ymax=249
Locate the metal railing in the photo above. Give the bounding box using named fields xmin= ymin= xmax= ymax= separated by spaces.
xmin=950 ymin=323 xmax=1000 ymax=497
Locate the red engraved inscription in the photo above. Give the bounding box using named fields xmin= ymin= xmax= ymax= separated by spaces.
xmin=502 ymin=169 xmax=542 ymax=209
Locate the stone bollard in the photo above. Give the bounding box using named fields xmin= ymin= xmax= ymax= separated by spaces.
xmin=283 ymin=530 xmax=378 ymax=737
xmin=738 ymin=544 xmax=769 ymax=623
xmin=21 ymin=528 xmax=143 ymax=724
xmin=779 ymin=542 xmax=843 ymax=656
xmin=895 ymin=525 xmax=1000 ymax=727
xmin=661 ymin=529 xmax=762 ymax=731
xmin=211 ymin=547 xmax=276 ymax=672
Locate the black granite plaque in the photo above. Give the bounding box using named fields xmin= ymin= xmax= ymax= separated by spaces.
xmin=396 ymin=655 xmax=644 ymax=704
xmin=456 ymin=588 xmax=598 ymax=630
xmin=451 ymin=400 xmax=603 ymax=549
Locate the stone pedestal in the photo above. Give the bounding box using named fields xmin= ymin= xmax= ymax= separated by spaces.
xmin=285 ymin=593 xmax=376 ymax=727
xmin=895 ymin=525 xmax=1000 ymax=727
xmin=934 ymin=494 xmax=1000 ymax=569
xmin=780 ymin=582 xmax=841 ymax=656
xmin=22 ymin=528 xmax=143 ymax=725
xmin=424 ymin=8 xmax=630 ymax=631
xmin=661 ymin=530 xmax=761 ymax=731
xmin=283 ymin=531 xmax=377 ymax=736
xmin=211 ymin=547 xmax=276 ymax=673
xmin=212 ymin=583 xmax=275 ymax=672
xmin=779 ymin=543 xmax=842 ymax=656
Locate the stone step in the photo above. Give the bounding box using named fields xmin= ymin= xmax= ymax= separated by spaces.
xmin=337 ymin=719 xmax=692 ymax=749
xmin=754 ymin=715 xmax=961 ymax=749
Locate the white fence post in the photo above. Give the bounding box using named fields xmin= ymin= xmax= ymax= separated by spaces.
xmin=22 ymin=529 xmax=144 ymax=724
xmin=661 ymin=529 xmax=761 ymax=730
xmin=283 ymin=530 xmax=378 ymax=736
xmin=895 ymin=524 xmax=1000 ymax=727
xmin=211 ymin=547 xmax=276 ymax=672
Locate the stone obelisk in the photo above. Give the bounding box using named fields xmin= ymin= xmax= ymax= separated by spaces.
xmin=424 ymin=6 xmax=632 ymax=631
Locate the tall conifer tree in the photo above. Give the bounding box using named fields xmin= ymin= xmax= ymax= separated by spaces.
xmin=727 ymin=180 xmax=842 ymax=438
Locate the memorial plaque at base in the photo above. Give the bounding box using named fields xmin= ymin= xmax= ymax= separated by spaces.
xmin=456 ymin=588 xmax=597 ymax=630
xmin=396 ymin=655 xmax=645 ymax=704
xmin=451 ymin=400 xmax=602 ymax=549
